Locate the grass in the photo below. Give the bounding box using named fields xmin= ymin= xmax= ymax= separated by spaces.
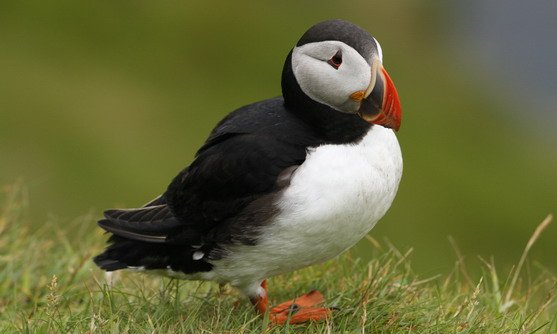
xmin=1 ymin=186 xmax=556 ymax=333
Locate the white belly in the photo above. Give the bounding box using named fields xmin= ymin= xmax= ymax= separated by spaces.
xmin=209 ymin=126 xmax=402 ymax=287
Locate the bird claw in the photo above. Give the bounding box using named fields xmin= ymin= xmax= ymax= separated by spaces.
xmin=250 ymin=281 xmax=334 ymax=325
xmin=269 ymin=290 xmax=333 ymax=324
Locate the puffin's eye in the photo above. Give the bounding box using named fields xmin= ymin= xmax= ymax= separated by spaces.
xmin=327 ymin=50 xmax=342 ymax=69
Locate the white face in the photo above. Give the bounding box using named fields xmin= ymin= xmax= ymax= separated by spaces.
xmin=291 ymin=40 xmax=379 ymax=113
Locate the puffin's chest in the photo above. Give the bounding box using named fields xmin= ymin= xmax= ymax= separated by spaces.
xmin=206 ymin=126 xmax=402 ymax=284
xmin=264 ymin=126 xmax=403 ymax=269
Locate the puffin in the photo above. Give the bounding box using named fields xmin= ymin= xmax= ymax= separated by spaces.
xmin=94 ymin=19 xmax=403 ymax=324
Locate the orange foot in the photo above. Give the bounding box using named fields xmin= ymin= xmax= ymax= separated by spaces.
xmin=270 ymin=289 xmax=332 ymax=324
xmin=250 ymin=280 xmax=333 ymax=325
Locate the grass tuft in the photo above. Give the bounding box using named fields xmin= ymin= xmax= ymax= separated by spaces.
xmin=1 ymin=186 xmax=556 ymax=333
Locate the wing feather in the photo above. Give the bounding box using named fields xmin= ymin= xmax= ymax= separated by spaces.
xmin=98 ymin=205 xmax=180 ymax=243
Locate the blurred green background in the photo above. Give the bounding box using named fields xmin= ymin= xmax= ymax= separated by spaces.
xmin=1 ymin=1 xmax=555 ymax=275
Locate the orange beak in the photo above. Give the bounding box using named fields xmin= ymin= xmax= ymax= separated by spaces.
xmin=351 ymin=64 xmax=402 ymax=131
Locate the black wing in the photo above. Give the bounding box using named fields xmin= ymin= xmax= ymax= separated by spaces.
xmin=94 ymin=98 xmax=324 ymax=273
xmin=164 ymin=98 xmax=321 ymax=245
xmin=96 ymin=98 xmax=321 ymax=247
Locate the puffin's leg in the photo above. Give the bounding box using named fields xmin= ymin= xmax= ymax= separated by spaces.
xmin=249 ymin=280 xmax=332 ymax=324
xmin=249 ymin=280 xmax=269 ymax=315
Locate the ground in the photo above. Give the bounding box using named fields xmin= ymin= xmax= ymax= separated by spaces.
xmin=0 ymin=188 xmax=556 ymax=333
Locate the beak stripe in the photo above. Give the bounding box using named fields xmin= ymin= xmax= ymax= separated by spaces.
xmin=350 ymin=91 xmax=365 ymax=102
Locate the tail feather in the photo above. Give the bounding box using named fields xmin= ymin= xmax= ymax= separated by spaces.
xmin=93 ymin=256 xmax=128 ymax=271
xmin=94 ymin=198 xmax=213 ymax=274
xmin=93 ymin=235 xmax=170 ymax=271
xmin=93 ymin=235 xmax=213 ymax=274
xmin=98 ymin=205 xmax=180 ymax=243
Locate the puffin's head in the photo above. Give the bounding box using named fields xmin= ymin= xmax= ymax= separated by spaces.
xmin=282 ymin=19 xmax=402 ymax=131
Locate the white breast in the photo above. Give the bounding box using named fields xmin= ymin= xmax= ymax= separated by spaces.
xmin=208 ymin=126 xmax=402 ymax=287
